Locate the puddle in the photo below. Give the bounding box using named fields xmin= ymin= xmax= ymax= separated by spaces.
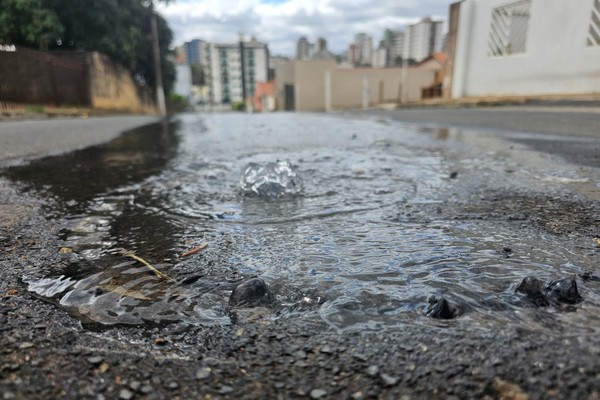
xmin=5 ymin=113 xmax=599 ymax=334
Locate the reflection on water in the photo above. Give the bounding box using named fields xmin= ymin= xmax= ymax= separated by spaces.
xmin=6 ymin=113 xmax=599 ymax=334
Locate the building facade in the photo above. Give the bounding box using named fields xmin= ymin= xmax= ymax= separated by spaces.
xmin=354 ymin=33 xmax=373 ymax=66
xmin=404 ymin=17 xmax=444 ymax=63
xmin=449 ymin=0 xmax=600 ymax=98
xmin=296 ymin=37 xmax=310 ymax=60
xmin=207 ymin=38 xmax=269 ymax=105
xmin=183 ymin=39 xmax=208 ymax=65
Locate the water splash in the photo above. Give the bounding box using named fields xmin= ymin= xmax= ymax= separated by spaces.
xmin=240 ymin=160 xmax=304 ymax=198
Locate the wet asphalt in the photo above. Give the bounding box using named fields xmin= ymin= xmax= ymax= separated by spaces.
xmin=1 ymin=107 xmax=599 ymax=399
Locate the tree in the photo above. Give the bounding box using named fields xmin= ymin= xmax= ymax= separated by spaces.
xmin=0 ymin=0 xmax=175 ymax=93
xmin=0 ymin=0 xmax=63 ymax=49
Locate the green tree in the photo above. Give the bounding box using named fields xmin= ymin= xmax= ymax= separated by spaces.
xmin=0 ymin=0 xmax=63 ymax=49
xmin=0 ymin=0 xmax=175 ymax=93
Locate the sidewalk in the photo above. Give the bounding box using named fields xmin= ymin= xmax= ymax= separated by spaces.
xmin=0 ymin=115 xmax=159 ymax=164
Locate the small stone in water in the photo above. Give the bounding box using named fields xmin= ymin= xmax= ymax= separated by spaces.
xmin=228 ymin=278 xmax=274 ymax=308
xmin=310 ymin=388 xmax=327 ymax=399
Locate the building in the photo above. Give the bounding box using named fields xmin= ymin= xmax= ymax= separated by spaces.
xmin=383 ymin=29 xmax=405 ymax=66
xmin=183 ymin=39 xmax=208 ymax=65
xmin=296 ymin=37 xmax=310 ymax=60
xmin=268 ymin=55 xmax=290 ymax=79
xmin=347 ymin=44 xmax=360 ymax=65
xmin=207 ymin=38 xmax=269 ymax=105
xmin=354 ymin=33 xmax=373 ymax=66
xmin=404 ymin=17 xmax=444 ymax=63
xmin=275 ymin=59 xmax=436 ymax=111
xmin=253 ymin=81 xmax=276 ymax=112
xmin=372 ymin=42 xmax=388 ymax=68
xmin=448 ymin=0 xmax=600 ymax=98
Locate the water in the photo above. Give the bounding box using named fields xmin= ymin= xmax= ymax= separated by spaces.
xmin=7 ymin=113 xmax=599 ymax=334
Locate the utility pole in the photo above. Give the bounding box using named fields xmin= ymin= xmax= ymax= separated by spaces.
xmin=151 ymin=3 xmax=167 ymax=117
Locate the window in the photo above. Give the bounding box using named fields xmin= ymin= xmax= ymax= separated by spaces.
xmin=588 ymin=0 xmax=600 ymax=46
xmin=488 ymin=0 xmax=531 ymax=56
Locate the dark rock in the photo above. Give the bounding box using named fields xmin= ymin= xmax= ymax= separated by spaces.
xmin=579 ymin=272 xmax=600 ymax=282
xmin=516 ymin=276 xmax=550 ymax=307
xmin=449 ymin=171 xmax=458 ymax=179
xmin=426 ymin=296 xmax=457 ymax=319
xmin=228 ymin=278 xmax=274 ymax=308
xmin=546 ymin=277 xmax=583 ymax=304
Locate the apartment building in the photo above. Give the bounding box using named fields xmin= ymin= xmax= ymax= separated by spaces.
xmin=207 ymin=38 xmax=269 ymax=105
xmin=404 ymin=17 xmax=444 ymax=62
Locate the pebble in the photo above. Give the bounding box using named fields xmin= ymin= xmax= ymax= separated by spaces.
xmin=118 ymin=389 xmax=133 ymax=400
xmin=380 ymin=373 xmax=399 ymax=387
xmin=196 ymin=367 xmax=211 ymax=380
xmin=366 ymin=365 xmax=380 ymax=377
xmin=19 ymin=342 xmax=34 ymax=349
xmin=310 ymin=388 xmax=327 ymax=399
xmin=87 ymin=356 xmax=104 ymax=366
xmin=320 ymin=345 xmax=333 ymax=354
xmin=129 ymin=381 xmax=141 ymax=392
xmin=220 ymin=385 xmax=234 ymax=394
xmin=167 ymin=381 xmax=179 ymax=389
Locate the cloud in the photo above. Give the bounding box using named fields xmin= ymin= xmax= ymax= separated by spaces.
xmin=156 ymin=0 xmax=453 ymax=56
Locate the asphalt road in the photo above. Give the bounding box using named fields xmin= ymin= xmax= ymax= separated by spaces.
xmin=363 ymin=105 xmax=600 ymax=168
xmin=0 ymin=115 xmax=158 ymax=164
xmin=1 ymin=109 xmax=599 ymax=399
xmin=365 ymin=105 xmax=600 ymax=137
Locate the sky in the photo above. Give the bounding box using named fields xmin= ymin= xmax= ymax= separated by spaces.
xmin=156 ymin=0 xmax=454 ymax=57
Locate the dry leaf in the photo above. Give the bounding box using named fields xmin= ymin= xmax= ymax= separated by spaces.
xmin=59 ymin=247 xmax=73 ymax=254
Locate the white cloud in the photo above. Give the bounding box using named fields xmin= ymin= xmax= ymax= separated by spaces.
xmin=156 ymin=0 xmax=453 ymax=56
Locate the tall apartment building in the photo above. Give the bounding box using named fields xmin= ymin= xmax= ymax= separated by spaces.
xmin=296 ymin=37 xmax=310 ymax=60
xmin=383 ymin=29 xmax=405 ymax=65
xmin=403 ymin=17 xmax=443 ymax=63
xmin=183 ymin=39 xmax=208 ymax=65
xmin=207 ymin=38 xmax=269 ymax=105
xmin=354 ymin=33 xmax=373 ymax=66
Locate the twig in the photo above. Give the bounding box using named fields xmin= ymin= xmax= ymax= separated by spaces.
xmin=121 ymin=250 xmax=174 ymax=282
xmin=181 ymin=243 xmax=209 ymax=258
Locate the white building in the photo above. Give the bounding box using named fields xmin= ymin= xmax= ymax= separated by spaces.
xmin=404 ymin=17 xmax=443 ymax=63
xmin=354 ymin=33 xmax=373 ymax=66
xmin=372 ymin=42 xmax=388 ymax=68
xmin=207 ymin=38 xmax=269 ymax=105
xmin=450 ymin=0 xmax=600 ymax=98
xmin=296 ymin=37 xmax=310 ymax=60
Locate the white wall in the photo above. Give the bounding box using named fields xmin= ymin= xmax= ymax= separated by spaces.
xmin=452 ymin=0 xmax=600 ymax=98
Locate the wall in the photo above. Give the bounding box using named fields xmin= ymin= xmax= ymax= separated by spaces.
xmin=87 ymin=52 xmax=155 ymax=113
xmin=452 ymin=0 xmax=600 ymax=98
xmin=275 ymin=59 xmax=436 ymax=111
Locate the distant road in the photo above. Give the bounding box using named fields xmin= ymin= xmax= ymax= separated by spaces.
xmin=364 ymin=104 xmax=600 ymax=138
xmin=0 ymin=115 xmax=158 ymax=164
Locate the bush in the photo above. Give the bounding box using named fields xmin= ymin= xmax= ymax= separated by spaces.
xmin=231 ymin=101 xmax=246 ymax=111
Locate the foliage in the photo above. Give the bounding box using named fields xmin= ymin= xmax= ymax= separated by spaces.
xmin=167 ymin=93 xmax=189 ymax=113
xmin=0 ymin=0 xmax=175 ymax=93
xmin=25 ymin=104 xmax=44 ymax=113
xmin=0 ymin=0 xmax=63 ymax=50
xmin=231 ymin=101 xmax=246 ymax=111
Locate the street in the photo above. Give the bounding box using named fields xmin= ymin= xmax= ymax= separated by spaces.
xmin=0 ymin=107 xmax=599 ymax=399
